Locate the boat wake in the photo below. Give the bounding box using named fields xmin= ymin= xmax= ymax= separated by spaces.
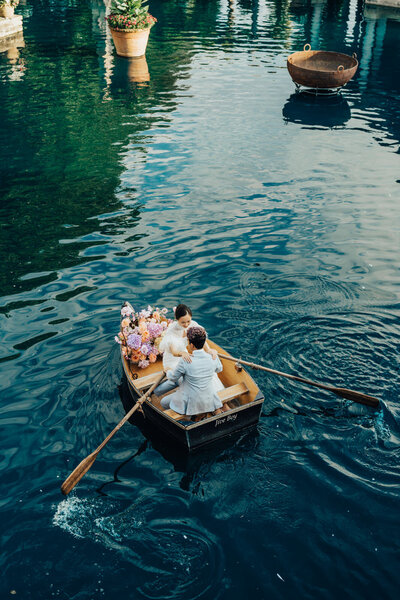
xmin=53 ymin=493 xmax=226 ymax=599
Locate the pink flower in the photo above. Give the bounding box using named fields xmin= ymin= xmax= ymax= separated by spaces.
xmin=115 ymin=336 xmax=122 ymax=345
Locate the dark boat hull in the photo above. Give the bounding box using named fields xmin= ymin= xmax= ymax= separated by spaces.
xmin=125 ymin=376 xmax=264 ymax=451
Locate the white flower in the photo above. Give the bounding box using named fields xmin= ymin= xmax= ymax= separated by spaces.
xmin=121 ymin=305 xmax=133 ymax=317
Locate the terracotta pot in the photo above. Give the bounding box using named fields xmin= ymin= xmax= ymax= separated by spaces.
xmin=109 ymin=27 xmax=150 ymax=58
xmin=0 ymin=5 xmax=15 ymax=18
xmin=127 ymin=55 xmax=150 ymax=83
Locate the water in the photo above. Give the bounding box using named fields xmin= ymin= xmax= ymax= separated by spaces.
xmin=1 ymin=0 xmax=400 ymax=597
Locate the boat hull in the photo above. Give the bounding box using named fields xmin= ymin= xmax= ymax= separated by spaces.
xmin=124 ymin=375 xmax=264 ymax=451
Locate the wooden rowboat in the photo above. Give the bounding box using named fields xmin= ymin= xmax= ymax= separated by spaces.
xmin=121 ymin=341 xmax=264 ymax=451
xmin=287 ymin=44 xmax=358 ymax=92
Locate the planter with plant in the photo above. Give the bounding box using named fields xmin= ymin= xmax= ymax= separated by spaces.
xmin=106 ymin=0 xmax=157 ymax=58
xmin=0 ymin=0 xmax=19 ymax=19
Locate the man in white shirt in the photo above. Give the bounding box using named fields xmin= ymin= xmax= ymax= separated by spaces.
xmin=154 ymin=327 xmax=224 ymax=416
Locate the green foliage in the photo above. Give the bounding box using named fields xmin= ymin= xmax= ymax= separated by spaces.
xmin=0 ymin=0 xmax=20 ymax=7
xmin=108 ymin=0 xmax=156 ymax=29
xmin=110 ymin=0 xmax=149 ymax=19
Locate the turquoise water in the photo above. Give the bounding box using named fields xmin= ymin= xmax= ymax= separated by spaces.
xmin=1 ymin=0 xmax=400 ymax=598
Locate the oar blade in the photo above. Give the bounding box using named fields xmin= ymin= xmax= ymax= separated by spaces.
xmin=333 ymin=387 xmax=380 ymax=408
xmin=61 ymin=451 xmax=98 ymax=496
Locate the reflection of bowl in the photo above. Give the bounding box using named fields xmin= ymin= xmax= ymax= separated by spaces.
xmin=282 ymin=92 xmax=351 ymax=127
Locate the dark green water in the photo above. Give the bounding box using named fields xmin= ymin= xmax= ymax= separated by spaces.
xmin=1 ymin=0 xmax=400 ymax=598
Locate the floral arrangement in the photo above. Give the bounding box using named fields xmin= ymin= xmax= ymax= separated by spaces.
xmin=106 ymin=0 xmax=157 ymax=31
xmin=0 ymin=0 xmax=19 ymax=7
xmin=116 ymin=302 xmax=172 ymax=369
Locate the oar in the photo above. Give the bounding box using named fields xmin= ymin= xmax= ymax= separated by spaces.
xmin=61 ymin=371 xmax=165 ymax=495
xmin=217 ymin=353 xmax=379 ymax=408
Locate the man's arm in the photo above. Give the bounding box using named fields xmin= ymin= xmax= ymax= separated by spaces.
xmin=166 ymin=358 xmax=187 ymax=383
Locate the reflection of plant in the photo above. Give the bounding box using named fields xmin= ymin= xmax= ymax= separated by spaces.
xmin=107 ymin=0 xmax=157 ymax=31
xmin=0 ymin=0 xmax=20 ymax=7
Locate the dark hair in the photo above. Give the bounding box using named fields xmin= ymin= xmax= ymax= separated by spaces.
xmin=187 ymin=326 xmax=206 ymax=349
xmin=175 ymin=304 xmax=192 ymax=320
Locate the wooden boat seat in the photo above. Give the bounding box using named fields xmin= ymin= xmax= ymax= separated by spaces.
xmin=163 ymin=382 xmax=249 ymax=421
xmin=135 ymin=370 xmax=164 ymax=391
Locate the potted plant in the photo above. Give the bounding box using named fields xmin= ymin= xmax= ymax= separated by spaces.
xmin=106 ymin=0 xmax=157 ymax=58
xmin=0 ymin=0 xmax=19 ymax=18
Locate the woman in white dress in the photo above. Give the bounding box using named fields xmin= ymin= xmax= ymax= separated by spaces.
xmin=158 ymin=304 xmax=224 ymax=392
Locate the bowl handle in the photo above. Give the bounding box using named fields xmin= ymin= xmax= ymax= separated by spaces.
xmin=352 ymin=52 xmax=357 ymax=59
xmin=337 ymin=65 xmax=344 ymax=72
xmin=303 ymin=43 xmax=311 ymax=52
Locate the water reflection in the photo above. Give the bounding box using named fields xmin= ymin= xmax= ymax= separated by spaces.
xmin=0 ymin=31 xmax=25 ymax=80
xmin=114 ymin=55 xmax=150 ymax=87
xmin=116 ymin=376 xmax=260 ymax=493
xmin=282 ymin=91 xmax=351 ymax=127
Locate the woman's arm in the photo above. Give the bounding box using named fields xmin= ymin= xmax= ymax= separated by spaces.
xmin=204 ymin=342 xmax=217 ymax=360
xmin=170 ymin=343 xmax=191 ymax=362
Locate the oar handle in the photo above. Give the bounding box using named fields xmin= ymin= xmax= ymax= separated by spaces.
xmin=217 ymin=353 xmax=379 ymax=408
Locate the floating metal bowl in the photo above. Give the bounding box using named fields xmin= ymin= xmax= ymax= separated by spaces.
xmin=287 ymin=44 xmax=358 ymax=91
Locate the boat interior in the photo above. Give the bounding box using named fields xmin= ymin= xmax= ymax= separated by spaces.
xmin=123 ymin=341 xmax=262 ymax=426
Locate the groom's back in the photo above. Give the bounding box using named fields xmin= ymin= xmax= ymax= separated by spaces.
xmin=183 ymin=350 xmax=219 ymax=391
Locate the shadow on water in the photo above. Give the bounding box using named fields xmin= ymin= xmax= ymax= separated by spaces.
xmin=117 ymin=375 xmax=260 ymax=491
xmin=282 ymin=91 xmax=351 ymax=127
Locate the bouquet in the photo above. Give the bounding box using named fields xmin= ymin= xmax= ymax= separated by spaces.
xmin=116 ymin=302 xmax=172 ymax=368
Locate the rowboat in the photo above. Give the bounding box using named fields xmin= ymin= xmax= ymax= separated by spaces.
xmin=287 ymin=44 xmax=358 ymax=94
xmin=121 ymin=341 xmax=264 ymax=451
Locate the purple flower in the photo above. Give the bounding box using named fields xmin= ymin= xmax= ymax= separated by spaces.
xmin=147 ymin=322 xmax=163 ymax=338
xmin=127 ymin=333 xmax=142 ymax=349
xmin=140 ymin=343 xmax=152 ymax=356
xmin=138 ymin=359 xmax=150 ymax=369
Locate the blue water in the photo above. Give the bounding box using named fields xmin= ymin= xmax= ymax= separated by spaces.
xmin=1 ymin=0 xmax=400 ymax=598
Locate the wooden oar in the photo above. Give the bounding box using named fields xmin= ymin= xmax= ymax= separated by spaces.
xmin=61 ymin=371 xmax=165 ymax=495
xmin=217 ymin=353 xmax=380 ymax=408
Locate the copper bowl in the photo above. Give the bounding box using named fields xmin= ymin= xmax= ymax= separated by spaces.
xmin=287 ymin=44 xmax=358 ymax=89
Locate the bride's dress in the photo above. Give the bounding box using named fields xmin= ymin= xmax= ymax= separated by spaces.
xmin=159 ymin=320 xmax=224 ymax=392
